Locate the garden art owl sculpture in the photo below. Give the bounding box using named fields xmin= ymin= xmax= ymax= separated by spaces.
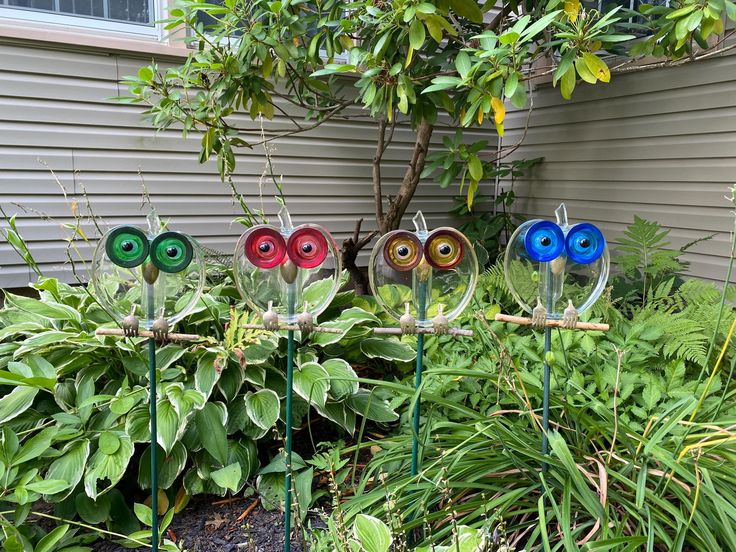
xmin=503 ymin=203 xmax=609 ymax=328
xmin=368 ymin=211 xmax=478 ymax=333
xmin=91 ymin=210 xmax=206 ymax=339
xmin=233 ymin=207 xmax=342 ymax=329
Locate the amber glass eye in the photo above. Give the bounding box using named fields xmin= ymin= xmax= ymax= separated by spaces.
xmin=383 ymin=231 xmax=422 ymax=272
xmin=287 ymin=227 xmax=329 ymax=269
xmin=244 ymin=227 xmax=287 ymax=269
xmin=425 ymin=229 xmax=464 ymax=269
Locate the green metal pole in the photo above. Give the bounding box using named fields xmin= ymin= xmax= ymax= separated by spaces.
xmin=284 ymin=284 xmax=296 ymax=552
xmin=410 ymin=280 xmax=428 ymax=478
xmin=147 ymin=285 xmax=159 ymax=552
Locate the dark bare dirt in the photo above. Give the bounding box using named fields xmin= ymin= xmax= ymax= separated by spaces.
xmin=92 ymin=497 xmax=325 ymax=552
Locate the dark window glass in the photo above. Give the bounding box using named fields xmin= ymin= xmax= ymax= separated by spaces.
xmin=3 ymin=0 xmax=151 ymax=24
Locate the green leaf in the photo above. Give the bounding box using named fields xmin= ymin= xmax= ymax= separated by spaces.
xmin=46 ymin=440 xmax=90 ymax=500
xmin=4 ymin=293 xmax=81 ymax=322
xmin=448 ymin=0 xmax=483 ymax=23
xmin=25 ymin=479 xmax=69 ymax=494
xmin=468 ymin=154 xmax=483 ymax=181
xmin=99 ymin=431 xmax=121 ymax=455
xmin=84 ymin=432 xmax=134 ymax=500
xmin=354 ymin=514 xmax=392 ymax=552
xmin=195 ymin=402 xmax=229 ymax=465
xmin=346 ymin=390 xmax=399 ymax=422
xmin=360 ymin=337 xmax=416 ymax=362
xmin=409 ymin=19 xmax=426 ymax=50
xmin=455 ymin=51 xmax=471 ymax=79
xmin=35 ymin=525 xmax=70 ymax=552
xmin=0 ymin=386 xmax=38 ymax=425
xmin=322 ymin=358 xmax=359 ymax=400
xmin=211 ymin=463 xmax=242 ymax=492
xmin=245 ymin=389 xmax=280 ymax=430
xmin=293 ymin=362 xmax=330 ymax=408
xmin=156 ymin=398 xmax=181 ymax=455
xmin=13 ymin=427 xmax=55 ymax=465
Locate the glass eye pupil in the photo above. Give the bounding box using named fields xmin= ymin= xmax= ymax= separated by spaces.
xmin=540 ymin=236 xmax=551 ymax=247
xmin=166 ymin=246 xmax=178 ymax=258
xmin=580 ymin=238 xmax=591 ymax=248
xmin=259 ymin=243 xmax=271 ymax=253
xmin=397 ymin=246 xmax=409 ymax=257
xmin=302 ymin=243 xmax=313 ymax=253
xmin=121 ymin=241 xmax=134 ymax=252
xmin=439 ymin=244 xmax=451 ymax=255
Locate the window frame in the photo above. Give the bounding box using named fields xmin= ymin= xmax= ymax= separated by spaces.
xmin=0 ymin=0 xmax=161 ymax=38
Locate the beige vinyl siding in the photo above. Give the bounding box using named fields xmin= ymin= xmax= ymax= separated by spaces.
xmin=503 ymin=53 xmax=736 ymax=284
xmin=0 ymin=40 xmax=489 ymax=288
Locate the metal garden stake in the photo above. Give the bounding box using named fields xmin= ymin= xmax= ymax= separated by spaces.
xmin=232 ymin=207 xmax=343 ymax=552
xmin=90 ymin=209 xmax=206 ymax=552
xmin=368 ymin=212 xmax=478 ymax=477
xmin=496 ymin=203 xmax=610 ymax=468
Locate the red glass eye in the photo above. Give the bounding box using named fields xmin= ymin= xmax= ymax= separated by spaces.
xmin=287 ymin=227 xmax=329 ymax=269
xmin=244 ymin=227 xmax=287 ymax=269
xmin=425 ymin=228 xmax=465 ymax=270
xmin=382 ymin=231 xmax=423 ymax=272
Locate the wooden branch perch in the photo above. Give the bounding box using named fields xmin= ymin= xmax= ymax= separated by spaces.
xmin=494 ymin=314 xmax=609 ymax=332
xmin=372 ymin=327 xmax=474 ymax=337
xmin=241 ymin=324 xmax=343 ymax=334
xmin=95 ymin=328 xmax=204 ymax=342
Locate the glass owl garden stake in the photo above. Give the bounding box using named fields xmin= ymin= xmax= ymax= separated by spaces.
xmin=499 ymin=203 xmax=609 ymax=464
xmin=91 ymin=210 xmax=206 ymax=552
xmin=369 ymin=211 xmax=478 ymax=476
xmin=233 ymin=206 xmax=341 ymax=552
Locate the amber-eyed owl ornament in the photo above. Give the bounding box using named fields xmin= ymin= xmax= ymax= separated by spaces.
xmin=91 ymin=210 xmax=206 ymax=339
xmin=233 ymin=207 xmax=341 ymax=331
xmin=503 ymin=203 xmax=610 ymax=328
xmin=368 ymin=212 xmax=479 ymax=334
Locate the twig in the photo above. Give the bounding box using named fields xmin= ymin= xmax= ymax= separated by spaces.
xmin=241 ymin=324 xmax=343 ymax=334
xmin=236 ymin=500 xmax=259 ymax=523
xmin=372 ymin=327 xmax=474 ymax=337
xmin=95 ymin=328 xmax=205 ymax=342
xmin=494 ymin=314 xmax=609 ymax=332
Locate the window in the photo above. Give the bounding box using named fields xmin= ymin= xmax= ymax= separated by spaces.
xmin=0 ymin=0 xmax=158 ymax=35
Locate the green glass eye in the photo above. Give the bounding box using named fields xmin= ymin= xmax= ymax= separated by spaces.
xmin=150 ymin=231 xmax=194 ymax=273
xmin=105 ymin=226 xmax=149 ymax=268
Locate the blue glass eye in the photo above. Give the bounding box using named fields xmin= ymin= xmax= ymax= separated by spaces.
xmin=565 ymin=223 xmax=605 ymax=264
xmin=524 ymin=220 xmax=564 ymax=262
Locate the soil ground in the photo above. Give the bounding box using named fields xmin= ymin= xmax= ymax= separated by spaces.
xmin=92 ymin=496 xmax=326 ymax=552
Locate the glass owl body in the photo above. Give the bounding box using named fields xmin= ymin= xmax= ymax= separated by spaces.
xmin=503 ymin=203 xmax=609 ymax=319
xmin=91 ymin=212 xmax=206 ymax=330
xmin=368 ymin=212 xmax=478 ymax=327
xmin=233 ymin=208 xmax=341 ymax=324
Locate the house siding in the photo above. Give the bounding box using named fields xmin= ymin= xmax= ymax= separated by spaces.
xmin=0 ymin=39 xmax=488 ymax=288
xmin=504 ymin=53 xmax=736 ymax=284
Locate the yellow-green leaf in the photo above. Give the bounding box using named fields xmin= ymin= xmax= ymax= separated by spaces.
xmin=467 ymin=179 xmax=479 ymax=210
xmin=409 ymin=19 xmax=425 ymax=50
xmin=468 ymin=154 xmax=483 ymax=181
xmin=582 ymin=52 xmax=610 ymax=83
xmin=425 ymin=16 xmax=444 ymax=43
xmin=560 ymin=65 xmax=576 ymax=99
xmin=574 ymin=57 xmax=597 ymax=84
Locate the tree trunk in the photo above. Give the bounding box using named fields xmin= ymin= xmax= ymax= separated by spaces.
xmin=341 ymin=119 xmax=434 ymax=294
xmin=381 ymin=120 xmax=434 ymax=232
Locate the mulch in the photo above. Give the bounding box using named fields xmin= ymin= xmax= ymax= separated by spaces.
xmin=92 ymin=497 xmax=326 ymax=552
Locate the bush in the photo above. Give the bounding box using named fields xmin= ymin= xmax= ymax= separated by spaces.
xmin=0 ymin=261 xmax=410 ymax=547
xmin=321 ymin=216 xmax=736 ymax=551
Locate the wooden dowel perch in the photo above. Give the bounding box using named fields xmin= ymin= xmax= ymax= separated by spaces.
xmin=241 ymin=324 xmax=344 ymax=334
xmin=95 ymin=328 xmax=204 ymax=342
xmin=372 ymin=327 xmax=474 ymax=337
xmin=494 ymin=314 xmax=609 ymax=332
